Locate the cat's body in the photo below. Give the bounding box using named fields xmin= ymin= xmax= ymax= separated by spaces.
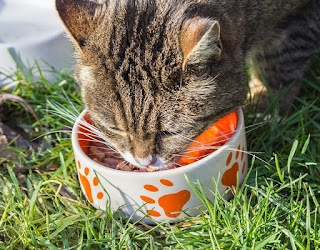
xmin=56 ymin=0 xmax=320 ymax=169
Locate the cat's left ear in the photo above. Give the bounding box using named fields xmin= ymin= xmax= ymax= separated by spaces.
xmin=56 ymin=0 xmax=106 ymax=51
xmin=180 ymin=18 xmax=222 ymax=70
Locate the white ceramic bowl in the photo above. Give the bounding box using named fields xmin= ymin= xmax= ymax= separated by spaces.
xmin=72 ymin=108 xmax=248 ymax=224
xmin=0 ymin=0 xmax=73 ymax=84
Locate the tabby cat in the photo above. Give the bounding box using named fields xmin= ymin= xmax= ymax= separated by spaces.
xmin=56 ymin=0 xmax=320 ymax=169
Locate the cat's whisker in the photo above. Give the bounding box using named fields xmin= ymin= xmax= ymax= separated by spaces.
xmin=223 ymin=145 xmax=272 ymax=167
xmin=112 ymin=155 xmax=125 ymax=160
xmin=180 ymin=147 xmax=219 ymax=154
xmin=172 ymin=154 xmax=205 ymax=160
xmin=77 ymin=121 xmax=106 ymax=139
xmin=172 ymin=145 xmax=271 ymax=169
xmin=173 ymin=163 xmax=185 ymax=168
xmin=170 ymin=120 xmax=266 ymax=154
xmin=77 ymin=136 xmax=116 ymax=150
xmin=170 ymin=119 xmax=271 ymax=162
xmin=93 ymin=99 xmax=116 ymax=115
xmin=47 ymin=110 xmax=77 ymax=122
xmin=31 ymin=130 xmax=72 ymax=141
xmin=182 ymin=144 xmax=264 ymax=156
xmin=173 ymin=131 xmax=226 ymax=146
xmin=87 ymin=153 xmax=105 ymax=158
xmin=77 ymin=138 xmax=119 ymax=155
xmin=45 ymin=100 xmax=123 ymax=156
xmin=76 ymin=128 xmax=107 ymax=143
xmin=46 ymin=111 xmax=79 ymax=129
xmin=78 ymin=126 xmax=104 ymax=141
xmin=47 ymin=100 xmax=79 ymax=120
xmin=85 ymin=148 xmax=119 ymax=157
xmin=165 ymin=130 xmax=198 ymax=144
xmin=75 ymin=118 xmax=121 ymax=154
xmin=172 ymin=118 xmax=270 ymax=149
xmin=77 ymin=126 xmax=102 ymax=141
xmin=222 ymin=146 xmax=264 ymax=155
xmin=83 ymin=145 xmax=111 ymax=151
xmin=61 ymin=89 xmax=81 ymax=117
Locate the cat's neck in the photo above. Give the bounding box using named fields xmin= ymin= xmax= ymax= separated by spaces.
xmin=207 ymin=0 xmax=310 ymax=55
xmin=241 ymin=0 xmax=310 ymax=53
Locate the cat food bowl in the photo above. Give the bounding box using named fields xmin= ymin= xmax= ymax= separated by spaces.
xmin=72 ymin=108 xmax=247 ymax=224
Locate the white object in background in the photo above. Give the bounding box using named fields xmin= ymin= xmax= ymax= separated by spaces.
xmin=0 ymin=0 xmax=74 ymax=84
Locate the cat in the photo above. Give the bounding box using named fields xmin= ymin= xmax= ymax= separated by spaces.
xmin=56 ymin=0 xmax=320 ymax=169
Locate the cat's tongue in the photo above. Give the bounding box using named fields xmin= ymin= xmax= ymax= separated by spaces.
xmin=176 ymin=112 xmax=237 ymax=166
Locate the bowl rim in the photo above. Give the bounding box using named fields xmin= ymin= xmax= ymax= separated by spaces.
xmin=72 ymin=107 xmax=245 ymax=177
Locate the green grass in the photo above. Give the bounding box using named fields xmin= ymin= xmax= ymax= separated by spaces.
xmin=0 ymin=58 xmax=319 ymax=249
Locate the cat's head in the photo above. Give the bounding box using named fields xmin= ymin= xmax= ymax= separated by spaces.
xmin=56 ymin=0 xmax=247 ymax=169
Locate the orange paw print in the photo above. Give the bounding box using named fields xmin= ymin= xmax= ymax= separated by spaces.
xmin=221 ymin=144 xmax=246 ymax=187
xmin=77 ymin=161 xmax=104 ymax=204
xmin=140 ymin=179 xmax=191 ymax=218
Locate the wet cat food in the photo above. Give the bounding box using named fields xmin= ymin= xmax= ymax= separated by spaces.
xmin=86 ymin=141 xmax=159 ymax=172
xmin=80 ymin=112 xmax=237 ymax=172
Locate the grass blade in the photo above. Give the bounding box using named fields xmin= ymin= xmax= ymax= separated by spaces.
xmin=287 ymin=140 xmax=298 ymax=174
xmin=301 ymin=134 xmax=310 ymax=155
xmin=28 ymin=180 xmax=43 ymax=220
xmin=274 ymin=153 xmax=284 ymax=182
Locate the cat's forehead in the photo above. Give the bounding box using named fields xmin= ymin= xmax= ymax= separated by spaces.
xmin=81 ymin=0 xmax=186 ymax=72
xmin=80 ymin=34 xmax=183 ymax=96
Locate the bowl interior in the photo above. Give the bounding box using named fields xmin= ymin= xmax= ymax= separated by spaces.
xmin=77 ymin=112 xmax=95 ymax=155
xmin=73 ymin=108 xmax=244 ymax=174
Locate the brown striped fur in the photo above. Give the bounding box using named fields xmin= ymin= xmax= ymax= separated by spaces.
xmin=56 ymin=0 xmax=320 ymax=168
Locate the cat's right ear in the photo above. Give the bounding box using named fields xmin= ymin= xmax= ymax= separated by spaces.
xmin=55 ymin=0 xmax=106 ymax=51
xmin=180 ymin=18 xmax=222 ymax=71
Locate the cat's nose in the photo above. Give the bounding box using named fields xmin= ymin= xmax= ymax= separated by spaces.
xmin=135 ymin=155 xmax=156 ymax=167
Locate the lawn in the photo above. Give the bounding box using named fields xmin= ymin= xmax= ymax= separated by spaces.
xmin=0 ymin=57 xmax=319 ymax=249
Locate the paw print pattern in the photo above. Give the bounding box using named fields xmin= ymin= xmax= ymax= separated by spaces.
xmin=140 ymin=179 xmax=191 ymax=218
xmin=221 ymin=144 xmax=246 ymax=187
xmin=78 ymin=161 xmax=104 ymax=203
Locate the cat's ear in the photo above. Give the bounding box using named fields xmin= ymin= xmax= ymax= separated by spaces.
xmin=55 ymin=0 xmax=106 ymax=51
xmin=180 ymin=18 xmax=222 ymax=70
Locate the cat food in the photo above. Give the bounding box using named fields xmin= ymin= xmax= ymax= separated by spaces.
xmin=86 ymin=141 xmax=158 ymax=172
xmin=83 ymin=111 xmax=237 ymax=172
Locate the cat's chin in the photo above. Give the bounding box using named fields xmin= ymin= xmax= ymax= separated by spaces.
xmin=132 ymin=158 xmax=176 ymax=171
xmin=120 ymin=151 xmax=173 ymax=170
xmin=137 ymin=163 xmax=175 ymax=172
